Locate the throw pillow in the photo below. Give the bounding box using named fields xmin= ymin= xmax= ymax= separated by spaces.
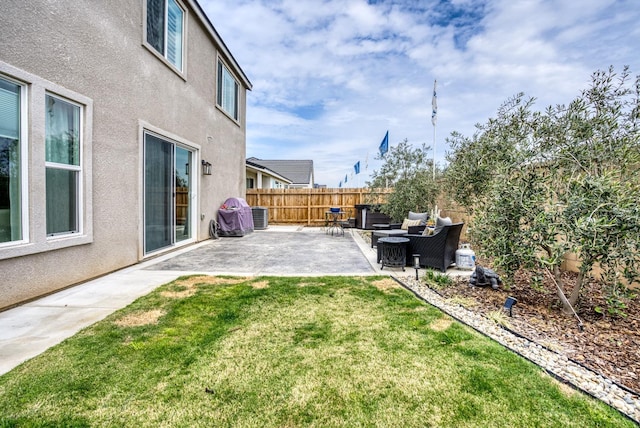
xmin=401 ymin=218 xmax=422 ymax=230
xmin=408 ymin=211 xmax=429 ymax=225
xmin=422 ymin=226 xmax=434 ymax=236
xmin=433 ymin=216 xmax=452 ymax=235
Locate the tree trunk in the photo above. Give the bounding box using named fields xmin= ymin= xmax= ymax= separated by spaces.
xmin=551 ymin=266 xmax=575 ymax=315
xmin=568 ymin=270 xmax=585 ymax=307
xmin=541 ymin=246 xmax=577 ymax=316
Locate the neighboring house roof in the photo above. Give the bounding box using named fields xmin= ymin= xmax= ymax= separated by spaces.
xmin=247 ymin=157 xmax=314 ymax=186
xmin=246 ymin=159 xmax=293 ymax=184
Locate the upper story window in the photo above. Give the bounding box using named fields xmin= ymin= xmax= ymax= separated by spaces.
xmin=217 ymin=59 xmax=239 ymax=120
xmin=0 ymin=77 xmax=24 ymax=244
xmin=146 ymin=0 xmax=184 ymax=71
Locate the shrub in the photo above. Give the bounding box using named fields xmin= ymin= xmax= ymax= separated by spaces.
xmin=445 ymin=66 xmax=640 ymax=316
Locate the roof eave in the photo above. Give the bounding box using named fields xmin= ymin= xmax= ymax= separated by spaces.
xmin=188 ymin=0 xmax=253 ymax=90
xmin=246 ymin=163 xmax=293 ymax=184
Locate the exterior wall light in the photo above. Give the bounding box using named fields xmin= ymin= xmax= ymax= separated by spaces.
xmin=202 ymin=160 xmax=212 ymax=175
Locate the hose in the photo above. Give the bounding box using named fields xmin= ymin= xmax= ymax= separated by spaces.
xmin=209 ymin=219 xmax=219 ymax=239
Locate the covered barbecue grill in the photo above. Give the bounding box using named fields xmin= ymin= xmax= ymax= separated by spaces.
xmin=217 ymin=197 xmax=254 ymax=237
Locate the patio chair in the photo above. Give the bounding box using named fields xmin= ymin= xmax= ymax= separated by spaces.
xmin=405 ymin=222 xmax=464 ymax=272
xmin=371 ymin=224 xmax=425 ymax=248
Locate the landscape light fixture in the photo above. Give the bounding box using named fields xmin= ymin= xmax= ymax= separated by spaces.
xmin=201 ymin=160 xmax=212 ymax=175
xmin=413 ymin=254 xmax=421 ymax=280
xmin=503 ymin=296 xmax=517 ymax=317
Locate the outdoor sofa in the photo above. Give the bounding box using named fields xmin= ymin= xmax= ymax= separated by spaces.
xmin=405 ymin=222 xmax=464 ymax=272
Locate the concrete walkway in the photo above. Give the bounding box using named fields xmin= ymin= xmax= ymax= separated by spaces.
xmin=0 ymin=225 xmax=468 ymax=375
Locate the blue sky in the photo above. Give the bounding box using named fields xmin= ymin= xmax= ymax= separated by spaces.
xmin=201 ymin=0 xmax=640 ymax=187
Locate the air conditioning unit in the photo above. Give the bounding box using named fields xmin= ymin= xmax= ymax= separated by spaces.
xmin=252 ymin=207 xmax=268 ymax=230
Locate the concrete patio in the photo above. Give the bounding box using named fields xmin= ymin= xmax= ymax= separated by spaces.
xmin=0 ymin=225 xmax=470 ymax=375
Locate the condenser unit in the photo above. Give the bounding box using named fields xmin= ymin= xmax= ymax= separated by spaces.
xmin=251 ymin=206 xmax=268 ymax=230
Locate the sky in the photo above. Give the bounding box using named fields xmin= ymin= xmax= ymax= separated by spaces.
xmin=201 ymin=0 xmax=640 ymax=187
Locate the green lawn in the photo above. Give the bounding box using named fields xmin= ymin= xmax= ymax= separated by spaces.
xmin=0 ymin=276 xmax=631 ymax=427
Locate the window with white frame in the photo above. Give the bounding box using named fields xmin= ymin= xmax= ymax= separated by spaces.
xmin=217 ymin=59 xmax=239 ymax=120
xmin=146 ymin=0 xmax=184 ymax=71
xmin=0 ymin=61 xmax=92 ymax=260
xmin=0 ymin=77 xmax=24 ymax=244
xmin=45 ymin=94 xmax=81 ymax=236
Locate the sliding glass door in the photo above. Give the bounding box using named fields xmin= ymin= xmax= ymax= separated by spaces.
xmin=144 ymin=132 xmax=193 ymax=254
xmin=174 ymin=146 xmax=191 ymax=243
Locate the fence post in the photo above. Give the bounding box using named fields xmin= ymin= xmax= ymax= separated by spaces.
xmin=307 ymin=188 xmax=311 ymax=226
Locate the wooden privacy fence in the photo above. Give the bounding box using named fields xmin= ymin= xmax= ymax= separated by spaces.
xmin=245 ymin=188 xmax=391 ymax=226
xmin=245 ymin=188 xmax=634 ymax=279
xmin=176 ymin=187 xmax=189 ymax=225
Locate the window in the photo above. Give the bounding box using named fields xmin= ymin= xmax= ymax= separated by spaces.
xmin=0 ymin=61 xmax=93 ymax=260
xmin=217 ymin=60 xmax=239 ymax=120
xmin=45 ymin=94 xmax=81 ymax=236
xmin=246 ymin=177 xmax=254 ymax=189
xmin=0 ymin=77 xmax=23 ymax=244
xmin=146 ymin=0 xmax=184 ymax=71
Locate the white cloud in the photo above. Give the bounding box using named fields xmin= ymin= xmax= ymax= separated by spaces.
xmin=201 ymin=0 xmax=640 ymax=187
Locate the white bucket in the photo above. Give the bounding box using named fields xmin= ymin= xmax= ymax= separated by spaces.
xmin=455 ymin=243 xmax=476 ymax=270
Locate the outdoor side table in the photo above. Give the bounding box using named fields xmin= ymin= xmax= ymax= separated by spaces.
xmin=378 ymin=237 xmax=409 ymax=271
xmin=371 ymin=229 xmax=407 ymax=248
xmin=325 ymin=210 xmax=345 ymax=236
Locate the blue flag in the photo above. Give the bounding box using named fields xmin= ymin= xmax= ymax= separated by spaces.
xmin=379 ymin=131 xmax=389 ymax=157
xmin=431 ymin=80 xmax=437 ymax=126
xmin=339 ymin=181 xmax=342 ymax=188
xmin=345 ymin=174 xmax=348 ymax=183
xmin=354 ymin=161 xmax=360 ymax=175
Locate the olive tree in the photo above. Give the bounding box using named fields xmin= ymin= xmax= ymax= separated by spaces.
xmin=366 ymin=139 xmax=440 ymax=222
xmin=445 ymin=66 xmax=640 ymax=316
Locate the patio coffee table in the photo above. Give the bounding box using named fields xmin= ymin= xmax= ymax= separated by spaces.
xmin=372 ymin=223 xmax=392 ymax=230
xmin=378 ymin=237 xmax=409 ymax=271
xmin=371 ymin=229 xmax=407 ymax=248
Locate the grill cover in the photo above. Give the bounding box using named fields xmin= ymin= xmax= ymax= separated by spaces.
xmin=217 ymin=197 xmax=254 ymax=237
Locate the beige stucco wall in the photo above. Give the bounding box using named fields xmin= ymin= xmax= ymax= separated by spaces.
xmin=0 ymin=0 xmax=249 ymax=309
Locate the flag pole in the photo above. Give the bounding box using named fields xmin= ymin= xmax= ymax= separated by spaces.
xmin=431 ymin=79 xmax=437 ymax=180
xmin=432 ymin=124 xmax=436 ymax=180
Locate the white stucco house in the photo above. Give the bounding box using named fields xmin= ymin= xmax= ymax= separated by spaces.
xmin=0 ymin=0 xmax=251 ymax=309
xmin=245 ymin=158 xmax=293 ymax=189
xmin=246 ymin=157 xmax=314 ymax=189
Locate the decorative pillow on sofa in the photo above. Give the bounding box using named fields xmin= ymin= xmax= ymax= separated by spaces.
xmin=408 ymin=211 xmax=429 ymax=225
xmin=422 ymin=226 xmax=434 ymax=236
xmin=433 ymin=216 xmax=452 ymax=235
xmin=401 ymin=218 xmax=422 ymax=230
